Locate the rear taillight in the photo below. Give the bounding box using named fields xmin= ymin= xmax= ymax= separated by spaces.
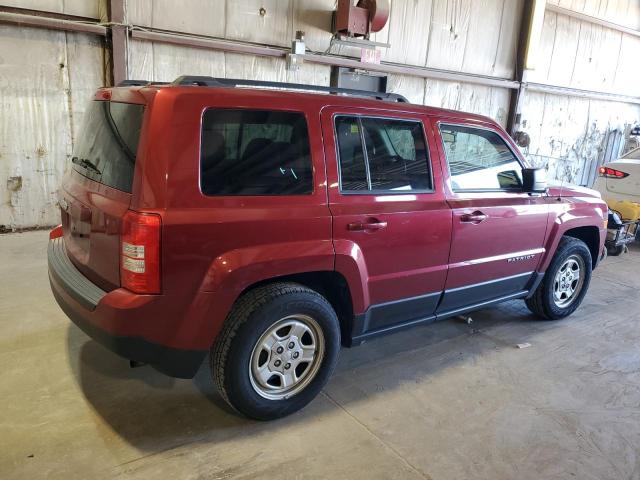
xmin=120 ymin=211 xmax=161 ymax=294
xmin=50 ymin=224 xmax=63 ymax=239
xmin=599 ymin=166 xmax=629 ymax=178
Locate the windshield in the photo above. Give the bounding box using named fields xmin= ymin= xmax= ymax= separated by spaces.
xmin=72 ymin=101 xmax=145 ymax=192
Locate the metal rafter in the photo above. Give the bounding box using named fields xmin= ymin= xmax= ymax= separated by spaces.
xmin=0 ymin=10 xmax=106 ymax=35
xmin=526 ymin=83 xmax=640 ymax=105
xmin=131 ymin=28 xmax=520 ymax=90
xmin=546 ymin=3 xmax=640 ymax=38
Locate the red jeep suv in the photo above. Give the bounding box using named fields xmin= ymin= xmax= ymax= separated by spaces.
xmin=49 ymin=76 xmax=607 ymax=419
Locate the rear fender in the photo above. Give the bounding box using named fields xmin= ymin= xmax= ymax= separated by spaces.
xmin=333 ymin=239 xmax=369 ymax=315
xmin=200 ymin=240 xmax=335 ymax=295
xmin=196 ymin=240 xmax=335 ymax=344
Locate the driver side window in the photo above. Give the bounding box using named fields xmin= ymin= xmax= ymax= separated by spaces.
xmin=440 ymin=124 xmax=523 ymax=192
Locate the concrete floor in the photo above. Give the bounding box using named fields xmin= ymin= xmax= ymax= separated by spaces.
xmin=2 ymin=231 xmax=640 ymax=480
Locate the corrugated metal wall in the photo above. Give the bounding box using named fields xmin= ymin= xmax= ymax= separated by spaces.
xmin=126 ymin=0 xmax=519 ymax=124
xmin=0 ymin=0 xmax=106 ymax=230
xmin=522 ymin=0 xmax=640 ymax=184
xmin=0 ymin=0 xmax=638 ymax=229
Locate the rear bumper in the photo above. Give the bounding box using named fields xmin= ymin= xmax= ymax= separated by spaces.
xmin=48 ymin=238 xmax=206 ymax=378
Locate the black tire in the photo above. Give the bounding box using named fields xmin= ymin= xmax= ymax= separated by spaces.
xmin=525 ymin=236 xmax=592 ymax=320
xmin=210 ymin=282 xmax=341 ymax=420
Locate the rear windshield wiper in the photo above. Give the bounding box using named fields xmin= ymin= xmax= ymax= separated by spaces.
xmin=72 ymin=156 xmax=102 ymax=175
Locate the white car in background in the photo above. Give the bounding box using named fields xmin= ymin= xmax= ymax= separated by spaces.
xmin=594 ymin=146 xmax=640 ymax=252
xmin=594 ymin=147 xmax=640 ymax=203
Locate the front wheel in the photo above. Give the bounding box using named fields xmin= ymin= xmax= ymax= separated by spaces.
xmin=525 ymin=236 xmax=592 ymax=320
xmin=210 ymin=283 xmax=340 ymax=420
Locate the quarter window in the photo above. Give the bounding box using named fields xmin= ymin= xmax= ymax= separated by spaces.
xmin=200 ymin=109 xmax=312 ymax=196
xmin=335 ymin=116 xmax=431 ymax=193
xmin=439 ymin=124 xmax=523 ymax=192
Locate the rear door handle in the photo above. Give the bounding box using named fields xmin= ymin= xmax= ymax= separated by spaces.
xmin=348 ymin=219 xmax=388 ymax=231
xmin=460 ymin=211 xmax=487 ymax=224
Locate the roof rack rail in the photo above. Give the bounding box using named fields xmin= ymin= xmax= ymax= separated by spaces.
xmin=117 ymin=80 xmax=151 ymax=87
xmin=171 ymin=75 xmax=409 ymax=103
xmin=117 ymin=80 xmax=172 ymax=87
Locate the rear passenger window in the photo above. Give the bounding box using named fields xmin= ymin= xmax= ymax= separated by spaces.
xmin=335 ymin=116 xmax=431 ymax=193
xmin=439 ymin=124 xmax=523 ymax=192
xmin=200 ymin=109 xmax=312 ymax=196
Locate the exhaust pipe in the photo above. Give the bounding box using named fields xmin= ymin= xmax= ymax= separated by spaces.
xmin=129 ymin=360 xmax=146 ymax=368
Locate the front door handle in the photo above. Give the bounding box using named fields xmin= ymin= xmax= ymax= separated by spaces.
xmin=460 ymin=211 xmax=487 ymax=224
xmin=348 ymin=219 xmax=388 ymax=231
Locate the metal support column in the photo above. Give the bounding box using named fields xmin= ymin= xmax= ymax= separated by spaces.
xmin=109 ymin=0 xmax=127 ymax=85
xmin=506 ymin=0 xmax=536 ymax=136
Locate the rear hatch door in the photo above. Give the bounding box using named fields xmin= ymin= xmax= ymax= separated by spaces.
xmin=59 ymin=98 xmax=146 ymax=291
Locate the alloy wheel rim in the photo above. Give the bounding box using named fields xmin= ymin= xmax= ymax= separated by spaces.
xmin=249 ymin=314 xmax=325 ymax=400
xmin=552 ymin=254 xmax=585 ymax=308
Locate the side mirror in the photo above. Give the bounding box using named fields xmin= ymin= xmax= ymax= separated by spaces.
xmin=522 ymin=168 xmax=547 ymax=193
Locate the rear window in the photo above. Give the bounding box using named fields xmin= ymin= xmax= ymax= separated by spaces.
xmin=71 ymin=101 xmax=144 ymax=193
xmin=623 ymin=147 xmax=640 ymax=159
xmin=200 ymin=109 xmax=312 ymax=196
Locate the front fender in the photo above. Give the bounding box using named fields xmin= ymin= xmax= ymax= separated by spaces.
xmin=540 ymin=198 xmax=607 ymax=271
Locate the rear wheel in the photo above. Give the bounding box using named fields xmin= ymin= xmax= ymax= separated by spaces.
xmin=525 ymin=236 xmax=592 ymax=320
xmin=211 ymin=282 xmax=340 ymax=420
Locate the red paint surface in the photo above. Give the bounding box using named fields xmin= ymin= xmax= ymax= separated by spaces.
xmin=51 ymin=84 xmax=608 ymax=351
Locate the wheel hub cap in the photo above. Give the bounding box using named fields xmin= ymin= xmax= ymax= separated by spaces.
xmin=249 ymin=314 xmax=325 ymax=400
xmin=552 ymin=255 xmax=585 ymax=308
